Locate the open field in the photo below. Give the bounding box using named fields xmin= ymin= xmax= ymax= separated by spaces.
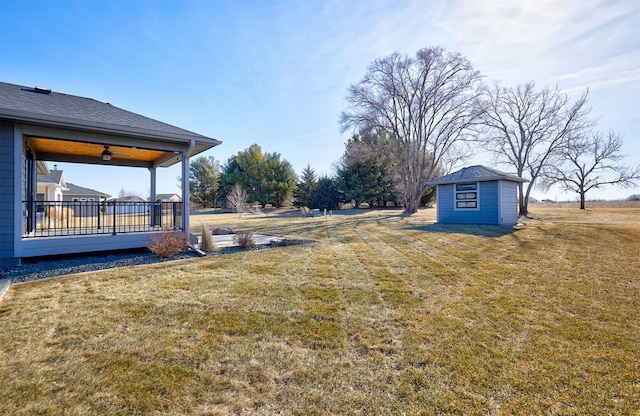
xmin=1 ymin=204 xmax=639 ymax=414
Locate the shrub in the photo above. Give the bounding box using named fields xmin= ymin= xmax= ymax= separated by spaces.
xmin=147 ymin=229 xmax=189 ymax=258
xmin=199 ymin=223 xmax=217 ymax=253
xmin=233 ymin=231 xmax=255 ymax=249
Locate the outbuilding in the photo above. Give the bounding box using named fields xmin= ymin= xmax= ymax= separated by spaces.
xmin=428 ymin=165 xmax=527 ymax=225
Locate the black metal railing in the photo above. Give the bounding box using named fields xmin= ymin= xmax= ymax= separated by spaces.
xmin=22 ymin=200 xmax=182 ymax=237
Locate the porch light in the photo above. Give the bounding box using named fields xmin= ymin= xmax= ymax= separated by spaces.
xmin=101 ymin=146 xmax=112 ymax=161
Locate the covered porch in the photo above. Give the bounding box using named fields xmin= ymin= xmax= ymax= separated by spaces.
xmin=0 ymin=82 xmax=221 ymax=265
xmin=19 ymin=130 xmax=217 ymax=258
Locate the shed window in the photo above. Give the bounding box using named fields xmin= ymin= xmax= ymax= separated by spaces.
xmin=455 ymin=183 xmax=479 ymax=210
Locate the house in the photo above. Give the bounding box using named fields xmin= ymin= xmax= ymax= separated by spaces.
xmin=64 ymin=182 xmax=110 ymax=204
xmin=0 ymin=82 xmax=221 ymax=268
xmin=153 ymin=193 xmax=182 ymax=203
xmin=106 ymin=195 xmax=148 ymax=215
xmin=64 ymin=181 xmax=111 ymax=218
xmin=427 ymin=165 xmax=528 ymax=225
xmin=36 ymin=166 xmax=111 ymax=218
xmin=36 ymin=167 xmax=68 ymax=205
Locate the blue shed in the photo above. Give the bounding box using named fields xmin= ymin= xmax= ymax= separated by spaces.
xmin=427 ymin=165 xmax=528 ymax=225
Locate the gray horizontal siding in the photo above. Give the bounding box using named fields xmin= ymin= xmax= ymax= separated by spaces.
xmin=0 ymin=120 xmax=16 ymax=263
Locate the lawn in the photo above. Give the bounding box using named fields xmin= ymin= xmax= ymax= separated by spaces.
xmin=0 ymin=204 xmax=638 ymax=415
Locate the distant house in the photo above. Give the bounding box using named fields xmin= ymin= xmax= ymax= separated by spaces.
xmin=65 ymin=182 xmax=110 ymax=203
xmin=37 ymin=168 xmax=67 ymax=205
xmin=37 ymin=168 xmax=111 ymax=218
xmin=106 ymin=195 xmax=148 ymax=215
xmin=0 ymin=81 xmax=221 ymax=267
xmin=428 ymin=165 xmax=528 ymax=225
xmin=152 ymin=193 xmax=182 ymax=203
xmin=65 ymin=182 xmax=111 ymax=217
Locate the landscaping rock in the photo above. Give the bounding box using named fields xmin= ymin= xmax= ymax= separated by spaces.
xmin=269 ymin=238 xmax=307 ymax=247
xmin=212 ymin=227 xmax=235 ymax=235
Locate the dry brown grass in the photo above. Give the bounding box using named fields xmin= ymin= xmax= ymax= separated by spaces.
xmin=1 ymin=205 xmax=639 ymax=415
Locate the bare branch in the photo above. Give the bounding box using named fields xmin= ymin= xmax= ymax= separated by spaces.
xmin=541 ymin=131 xmax=640 ymax=209
xmin=227 ymin=183 xmax=247 ymax=217
xmin=341 ymin=47 xmax=483 ymax=213
xmin=478 ymin=81 xmax=592 ymax=215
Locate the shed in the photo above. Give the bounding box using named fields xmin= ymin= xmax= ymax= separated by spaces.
xmin=427 ymin=165 xmax=528 ymax=225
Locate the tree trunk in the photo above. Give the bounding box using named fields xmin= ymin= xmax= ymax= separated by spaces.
xmin=579 ymin=190 xmax=586 ymax=210
xmin=518 ymin=182 xmax=527 ymax=217
xmin=404 ymin=196 xmax=419 ymax=214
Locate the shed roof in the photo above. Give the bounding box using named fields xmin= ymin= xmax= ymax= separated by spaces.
xmin=428 ymin=165 xmax=528 ymax=185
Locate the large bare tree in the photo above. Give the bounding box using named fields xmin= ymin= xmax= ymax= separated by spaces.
xmin=479 ymin=81 xmax=592 ymax=216
xmin=340 ymin=47 xmax=483 ymax=214
xmin=540 ymin=131 xmax=640 ymax=209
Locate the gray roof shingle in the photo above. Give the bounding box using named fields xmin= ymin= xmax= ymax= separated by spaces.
xmin=0 ymin=81 xmax=215 ymax=141
xmin=37 ymin=170 xmax=64 ymax=185
xmin=428 ymin=165 xmax=528 ymax=185
xmin=65 ymin=182 xmax=110 ymax=197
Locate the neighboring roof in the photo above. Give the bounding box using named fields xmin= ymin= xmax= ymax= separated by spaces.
xmin=110 ymin=195 xmax=146 ymax=202
xmin=154 ymin=193 xmax=182 ymax=201
xmin=65 ymin=182 xmax=110 ymax=198
xmin=37 ymin=170 xmax=64 ymax=185
xmin=428 ymin=165 xmax=528 ymax=185
xmin=36 ymin=160 xmax=49 ymax=174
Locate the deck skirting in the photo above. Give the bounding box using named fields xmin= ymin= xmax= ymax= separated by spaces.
xmin=19 ymin=232 xmax=160 ymax=258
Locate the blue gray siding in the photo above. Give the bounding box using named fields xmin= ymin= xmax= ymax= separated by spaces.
xmin=437 ymin=180 xmax=518 ymax=225
xmin=0 ymin=121 xmax=18 ymax=267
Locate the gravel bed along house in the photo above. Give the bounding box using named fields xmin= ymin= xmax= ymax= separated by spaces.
xmin=1 ymin=249 xmax=200 ymax=284
xmin=1 ymin=238 xmax=313 ymax=284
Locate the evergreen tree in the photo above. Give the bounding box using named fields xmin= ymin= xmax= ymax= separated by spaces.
xmin=293 ymin=164 xmax=317 ymax=207
xmin=188 ymin=156 xmax=220 ymax=208
xmin=308 ymin=176 xmax=341 ymax=210
xmin=336 ymin=134 xmax=399 ymax=208
xmin=264 ymin=152 xmax=297 ymax=207
xmin=220 ymin=144 xmax=297 ymax=208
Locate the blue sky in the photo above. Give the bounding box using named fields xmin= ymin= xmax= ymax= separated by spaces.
xmin=1 ymin=0 xmax=638 ymax=201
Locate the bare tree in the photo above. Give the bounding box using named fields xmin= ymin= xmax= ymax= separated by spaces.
xmin=540 ymin=131 xmax=640 ymax=209
xmin=479 ymin=81 xmax=592 ymax=216
xmin=340 ymin=47 xmax=484 ymax=214
xmin=227 ymin=183 xmax=247 ymax=217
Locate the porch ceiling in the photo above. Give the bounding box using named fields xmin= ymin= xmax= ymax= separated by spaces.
xmin=32 ymin=137 xmax=168 ymax=162
xmin=29 ymin=136 xmax=185 ymax=168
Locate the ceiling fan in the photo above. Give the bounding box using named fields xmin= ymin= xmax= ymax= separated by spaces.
xmin=101 ymin=145 xmax=133 ymax=161
xmin=101 ymin=145 xmax=113 ymax=161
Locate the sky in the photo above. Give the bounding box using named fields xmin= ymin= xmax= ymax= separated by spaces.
xmin=1 ymin=0 xmax=638 ymax=201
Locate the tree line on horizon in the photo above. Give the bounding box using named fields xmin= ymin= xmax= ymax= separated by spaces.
xmin=188 ymin=46 xmax=640 ymax=214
